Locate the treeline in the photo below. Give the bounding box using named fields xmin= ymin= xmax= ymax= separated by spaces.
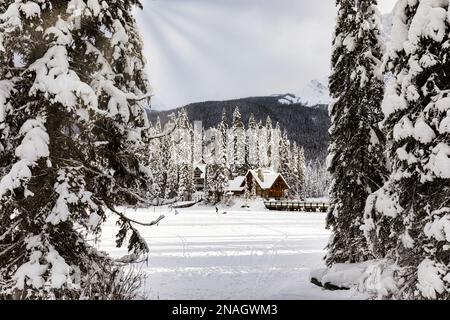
xmin=147 ymin=95 xmax=330 ymax=162
xmin=147 ymin=106 xmax=329 ymax=203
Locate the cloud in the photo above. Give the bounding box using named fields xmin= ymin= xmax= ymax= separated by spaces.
xmin=136 ymin=0 xmax=396 ymax=110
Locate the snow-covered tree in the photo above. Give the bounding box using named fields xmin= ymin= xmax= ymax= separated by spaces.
xmin=165 ymin=140 xmax=179 ymax=200
xmin=326 ymin=0 xmax=387 ymax=266
xmin=270 ymin=122 xmax=281 ymax=171
xmin=175 ymin=108 xmax=194 ymax=201
xmin=231 ymin=107 xmax=246 ymax=176
xmin=154 ymin=134 xmax=170 ymax=200
xmin=266 ymin=116 xmax=273 ymax=167
xmin=178 ymin=164 xmax=194 ymax=201
xmin=258 ymin=120 xmax=269 ymax=167
xmin=247 ymin=113 xmax=259 ymax=168
xmin=207 ymin=110 xmax=230 ymax=203
xmin=0 ymin=0 xmax=155 ymax=299
xmin=362 ymin=0 xmax=450 ymax=299
xmin=279 ymin=130 xmax=292 ymax=194
xmin=297 ymin=147 xmax=306 ymax=198
xmin=193 ymin=120 xmax=203 ymax=164
xmin=304 ymin=160 xmax=330 ymax=198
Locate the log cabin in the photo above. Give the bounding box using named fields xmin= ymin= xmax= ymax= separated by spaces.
xmin=194 ymin=162 xmax=207 ymax=191
xmin=227 ymin=168 xmax=290 ymax=200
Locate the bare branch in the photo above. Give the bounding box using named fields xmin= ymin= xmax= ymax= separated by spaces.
xmin=108 ymin=205 xmax=165 ymax=227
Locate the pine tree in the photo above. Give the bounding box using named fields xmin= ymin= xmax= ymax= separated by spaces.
xmin=266 ymin=116 xmax=273 ymax=167
xmin=0 ymin=0 xmax=154 ymax=299
xmin=258 ymin=120 xmax=269 ymax=168
xmin=326 ymin=0 xmax=387 ymax=266
xmin=363 ymin=0 xmax=450 ymax=299
xmin=178 ymin=164 xmax=194 ymax=201
xmin=232 ymin=107 xmax=246 ymax=176
xmin=155 ymin=134 xmax=170 ymax=200
xmin=297 ymin=147 xmax=306 ymax=198
xmin=176 ymin=108 xmax=194 ymax=201
xmin=247 ymin=113 xmax=259 ymax=168
xmin=279 ymin=130 xmax=292 ymax=195
xmin=207 ymin=110 xmax=230 ymax=203
xmin=290 ymin=142 xmax=300 ymax=197
xmin=165 ymin=139 xmax=179 ymax=200
xmin=270 ymin=122 xmax=281 ymax=171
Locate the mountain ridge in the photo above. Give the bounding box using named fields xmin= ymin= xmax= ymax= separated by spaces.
xmin=148 ymin=95 xmax=330 ymax=162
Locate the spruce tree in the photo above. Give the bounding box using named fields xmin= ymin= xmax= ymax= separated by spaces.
xmin=176 ymin=108 xmax=194 ymax=201
xmin=247 ymin=113 xmax=259 ymax=168
xmin=297 ymin=147 xmax=306 ymax=198
xmin=326 ymin=0 xmax=387 ymax=266
xmin=266 ymin=116 xmax=273 ymax=166
xmin=279 ymin=130 xmax=292 ymax=196
xmin=270 ymin=122 xmax=281 ymax=171
xmin=363 ymin=0 xmax=450 ymax=299
xmin=165 ymin=139 xmax=179 ymax=200
xmin=0 ymin=0 xmax=154 ymax=299
xmin=232 ymin=107 xmax=246 ymax=176
xmin=290 ymin=142 xmax=300 ymax=197
xmin=207 ymin=110 xmax=230 ymax=203
xmin=258 ymin=120 xmax=269 ymax=168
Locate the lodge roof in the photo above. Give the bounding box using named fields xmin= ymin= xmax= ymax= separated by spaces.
xmin=245 ymin=169 xmax=290 ymax=190
xmin=226 ymin=168 xmax=290 ymax=192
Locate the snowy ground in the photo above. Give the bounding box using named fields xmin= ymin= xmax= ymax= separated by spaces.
xmin=98 ymin=202 xmax=367 ymax=300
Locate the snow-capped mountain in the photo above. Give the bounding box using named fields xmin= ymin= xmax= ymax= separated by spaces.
xmin=277 ymin=78 xmax=332 ymax=107
xmin=278 ymin=14 xmax=393 ymax=108
xmin=298 ymin=79 xmax=332 ymax=106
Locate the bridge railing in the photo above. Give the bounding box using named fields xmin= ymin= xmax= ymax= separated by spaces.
xmin=264 ymin=201 xmax=329 ymax=212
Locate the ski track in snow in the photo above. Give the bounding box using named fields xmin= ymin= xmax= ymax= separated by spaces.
xmin=99 ymin=207 xmax=367 ymax=300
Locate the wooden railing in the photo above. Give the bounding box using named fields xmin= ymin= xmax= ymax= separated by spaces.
xmin=264 ymin=201 xmax=329 ymax=212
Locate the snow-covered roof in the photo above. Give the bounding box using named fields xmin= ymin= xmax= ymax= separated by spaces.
xmin=226 ymin=176 xmax=246 ymax=192
xmin=246 ymin=168 xmax=290 ymax=190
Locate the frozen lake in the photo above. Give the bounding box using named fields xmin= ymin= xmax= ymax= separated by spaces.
xmin=99 ymin=204 xmax=365 ymax=300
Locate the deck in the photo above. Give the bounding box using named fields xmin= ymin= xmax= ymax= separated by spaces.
xmin=264 ymin=201 xmax=329 ymax=212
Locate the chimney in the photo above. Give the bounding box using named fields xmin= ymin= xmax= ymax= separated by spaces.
xmin=257 ymin=168 xmax=264 ymax=182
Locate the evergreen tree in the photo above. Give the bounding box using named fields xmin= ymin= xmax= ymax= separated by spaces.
xmin=290 ymin=142 xmax=300 ymax=197
xmin=363 ymin=0 xmax=450 ymax=299
xmin=176 ymin=108 xmax=194 ymax=201
xmin=258 ymin=120 xmax=269 ymax=167
xmin=326 ymin=0 xmax=387 ymax=266
xmin=266 ymin=116 xmax=273 ymax=166
xmin=165 ymin=139 xmax=179 ymax=200
xmin=270 ymin=122 xmax=281 ymax=171
xmin=178 ymin=164 xmax=194 ymax=201
xmin=247 ymin=113 xmax=259 ymax=168
xmin=297 ymin=147 xmax=306 ymax=198
xmin=0 ymin=0 xmax=154 ymax=299
xmin=279 ymin=130 xmax=292 ymax=195
xmin=232 ymin=107 xmax=246 ymax=175
xmin=155 ymin=134 xmax=170 ymax=200
xmin=207 ymin=110 xmax=230 ymax=203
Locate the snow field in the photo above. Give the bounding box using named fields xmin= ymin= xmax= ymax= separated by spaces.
xmin=99 ymin=205 xmax=366 ymax=300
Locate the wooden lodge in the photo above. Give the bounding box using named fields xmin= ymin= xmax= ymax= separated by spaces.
xmin=227 ymin=168 xmax=290 ymax=200
xmin=194 ymin=162 xmax=207 ymax=191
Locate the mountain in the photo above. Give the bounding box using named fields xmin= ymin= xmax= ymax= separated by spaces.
xmin=148 ymin=95 xmax=330 ymax=162
xmin=276 ymin=78 xmax=332 ymax=107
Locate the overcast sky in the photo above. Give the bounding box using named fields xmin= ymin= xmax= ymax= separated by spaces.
xmin=136 ymin=0 xmax=397 ymax=110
